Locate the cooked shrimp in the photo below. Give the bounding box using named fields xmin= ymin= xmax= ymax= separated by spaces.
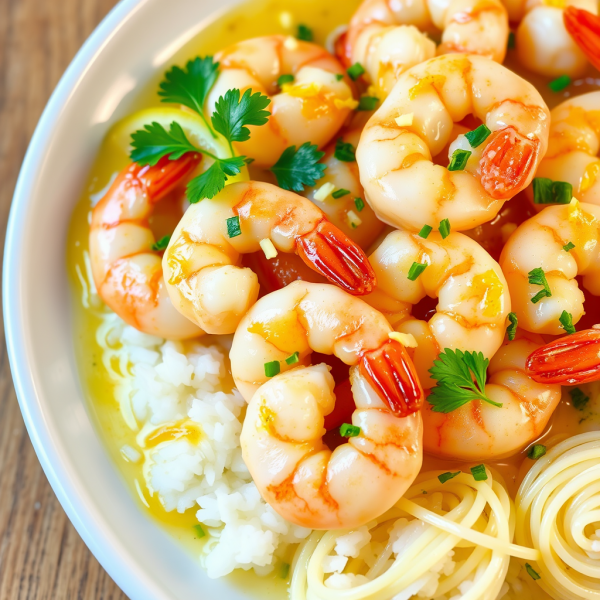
xmin=499 ymin=201 xmax=600 ymax=335
xmin=365 ymin=230 xmax=511 ymax=388
xmin=229 ymin=280 xmax=423 ymax=409
xmin=162 ymin=182 xmax=376 ymax=335
xmin=356 ymin=54 xmax=550 ymax=232
xmin=235 ymin=281 xmax=424 ymax=529
xmin=510 ymin=0 xmax=597 ymax=78
xmin=89 ymin=155 xmax=203 ymax=339
xmin=339 ymin=0 xmax=508 ymax=97
xmin=535 ymin=92 xmax=600 ymax=206
xmin=302 ymin=129 xmax=385 ymax=249
xmin=526 ymin=327 xmax=600 ymax=385
xmin=563 ymin=5 xmax=600 ymax=73
xmin=422 ymin=335 xmax=562 ymax=460
xmin=241 ymin=363 xmax=423 ymax=530
xmin=207 ymin=36 xmax=355 ymax=167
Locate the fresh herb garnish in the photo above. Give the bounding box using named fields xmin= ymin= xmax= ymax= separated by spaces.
xmin=525 ymin=563 xmax=541 ymax=580
xmin=358 ymin=96 xmax=379 ymax=111
xmin=158 ymin=56 xmax=220 ymax=136
xmin=571 ymin=387 xmax=589 ymax=411
xmin=332 ymin=188 xmax=350 ymax=199
xmin=264 ymin=360 xmax=281 ymax=378
xmin=340 ymin=423 xmax=361 ymax=437
xmin=528 ymin=268 xmax=552 ymax=303
xmin=280 ymin=563 xmax=291 ymax=579
xmin=278 ymin=74 xmax=295 ymax=87
xmin=532 ymin=178 xmax=572 ymax=204
xmin=448 ymin=149 xmax=471 ymax=171
xmin=439 ymin=218 xmax=451 ymax=239
xmin=507 ymin=312 xmax=518 ymax=341
xmin=270 ymin=142 xmax=326 ymax=192
xmin=152 ymin=234 xmax=171 ymax=252
xmin=428 ymin=349 xmax=502 ymax=413
xmin=334 ymin=138 xmax=356 ymax=162
xmin=559 ymin=310 xmax=576 ymax=334
xmin=527 ymin=444 xmax=547 ymax=460
xmin=471 ymin=464 xmax=488 ymax=481
xmin=549 ymin=75 xmax=571 ymax=92
xmin=465 ymin=124 xmax=491 ymax=148
xmin=354 ymin=197 xmax=365 ymax=212
xmin=563 ymin=241 xmax=575 ymax=252
xmin=507 ymin=31 xmax=516 ymax=49
xmin=187 ymin=156 xmax=247 ymax=202
xmin=193 ymin=524 xmax=206 ymax=538
xmin=226 ymin=215 xmax=242 ymax=238
xmin=407 ymin=262 xmax=428 ymax=281
xmin=438 ymin=471 xmax=461 ymax=484
xmin=285 ymin=352 xmax=300 ymax=365
xmin=297 ymin=24 xmax=313 ymax=41
xmin=418 ymin=225 xmax=433 ymax=239
xmin=347 ymin=63 xmax=365 ymax=81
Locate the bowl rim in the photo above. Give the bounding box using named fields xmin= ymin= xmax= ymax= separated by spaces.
xmin=3 ymin=0 xmax=164 ymax=597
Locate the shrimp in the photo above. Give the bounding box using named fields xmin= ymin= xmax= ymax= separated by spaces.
xmin=235 ymin=282 xmax=424 ymax=529
xmin=356 ymin=54 xmax=550 ymax=232
xmin=563 ymin=5 xmax=600 ymax=73
xmin=365 ymin=230 xmax=511 ymax=388
xmin=509 ymin=0 xmax=597 ymax=78
xmin=535 ymin=92 xmax=600 ymax=206
xmin=339 ymin=0 xmax=508 ymax=98
xmin=207 ymin=36 xmax=355 ymax=168
xmin=301 ymin=129 xmax=385 ymax=249
xmin=162 ymin=182 xmax=376 ymax=335
xmin=526 ymin=327 xmax=600 ymax=385
xmin=422 ymin=335 xmax=562 ymax=460
xmin=499 ymin=201 xmax=600 ymax=335
xmin=89 ymin=155 xmax=203 ymax=339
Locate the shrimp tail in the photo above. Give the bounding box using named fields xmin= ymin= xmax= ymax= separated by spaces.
xmin=526 ymin=328 xmax=600 ymax=385
xmin=297 ymin=220 xmax=377 ymax=295
xmin=564 ymin=7 xmax=600 ymax=72
xmin=480 ymin=127 xmax=537 ymax=199
xmin=136 ymin=153 xmax=201 ymax=201
xmin=359 ymin=340 xmax=424 ymax=417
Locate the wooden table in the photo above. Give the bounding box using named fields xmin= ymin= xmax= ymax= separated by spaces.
xmin=0 ymin=0 xmax=127 ymax=596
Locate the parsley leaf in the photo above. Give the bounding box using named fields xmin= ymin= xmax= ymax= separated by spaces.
xmin=131 ymin=121 xmax=198 ymax=166
xmin=528 ymin=267 xmax=552 ymax=303
xmin=428 ymin=349 xmax=502 ymax=413
xmin=186 ymin=156 xmax=246 ymax=203
xmin=270 ymin=143 xmax=326 ymax=192
xmin=211 ymin=88 xmax=271 ymax=151
xmin=507 ymin=312 xmax=518 ymax=341
xmin=158 ymin=56 xmax=220 ymax=135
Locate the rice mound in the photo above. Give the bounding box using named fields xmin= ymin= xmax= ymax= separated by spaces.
xmin=100 ymin=317 xmax=311 ymax=579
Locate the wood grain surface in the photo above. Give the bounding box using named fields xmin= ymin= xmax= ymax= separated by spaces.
xmin=0 ymin=0 xmax=126 ymax=597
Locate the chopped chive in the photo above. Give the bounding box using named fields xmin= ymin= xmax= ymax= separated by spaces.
xmin=553 ymin=181 xmax=573 ymax=204
xmin=280 ymin=562 xmax=291 ymax=579
xmin=285 ymin=351 xmax=300 ymax=365
xmin=277 ymin=74 xmax=295 ymax=87
xmin=439 ymin=218 xmax=451 ymax=239
xmin=407 ymin=262 xmax=428 ymax=281
xmin=264 ymin=360 xmax=280 ymax=378
xmin=549 ymin=75 xmax=571 ymax=92
xmin=193 ymin=524 xmax=206 ymax=538
xmin=533 ymin=178 xmax=573 ymax=204
xmin=297 ymin=24 xmax=313 ymax=41
xmin=152 ymin=234 xmax=171 ymax=251
xmin=358 ymin=96 xmax=379 ymax=111
xmin=448 ymin=149 xmax=471 ymax=171
xmin=471 ymin=464 xmax=488 ymax=481
xmin=335 ymin=73 xmax=344 ymax=81
xmin=354 ymin=197 xmax=365 ymax=212
xmin=464 ymin=124 xmax=492 ymax=148
xmin=332 ymin=188 xmax=350 ymax=199
xmin=559 ymin=310 xmax=576 ymax=334
xmin=507 ymin=31 xmax=516 ymax=50
xmin=563 ymin=241 xmax=575 ymax=252
xmin=438 ymin=471 xmax=461 ymax=484
xmin=340 ymin=423 xmax=361 ymax=437
xmin=507 ymin=312 xmax=518 ymax=341
xmin=527 ymin=444 xmax=547 ymax=460
xmin=334 ymin=138 xmax=356 ymax=162
xmin=571 ymin=387 xmax=589 ymax=411
xmin=525 ymin=563 xmax=541 ymax=580
xmin=528 ymin=268 xmax=552 ymax=303
xmin=226 ymin=216 xmax=242 ymax=238
xmin=418 ymin=224 xmax=433 ymax=239
xmin=347 ymin=62 xmax=366 ymax=81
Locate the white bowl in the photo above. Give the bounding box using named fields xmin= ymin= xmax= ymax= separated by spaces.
xmin=2 ymin=0 xmax=259 ymax=598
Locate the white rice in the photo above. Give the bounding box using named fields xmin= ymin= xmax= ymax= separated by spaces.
xmin=98 ymin=315 xmax=311 ymax=579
